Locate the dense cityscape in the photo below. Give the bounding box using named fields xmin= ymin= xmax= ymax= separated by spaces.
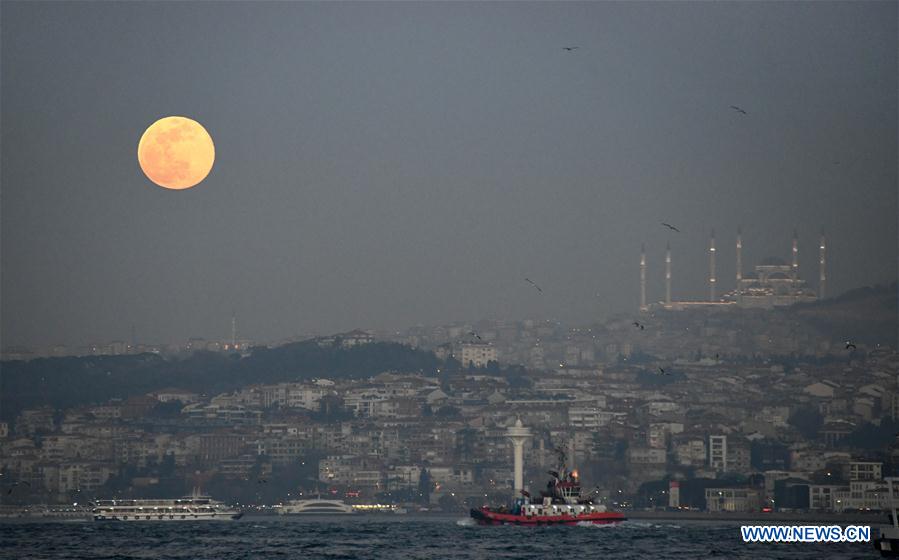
xmin=3 ymin=276 xmax=896 ymax=517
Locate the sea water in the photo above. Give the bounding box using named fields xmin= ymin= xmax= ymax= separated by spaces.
xmin=0 ymin=515 xmax=875 ymax=559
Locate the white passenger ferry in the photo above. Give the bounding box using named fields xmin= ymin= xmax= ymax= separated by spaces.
xmin=92 ymin=494 xmax=242 ymax=522
xmin=278 ymin=498 xmax=356 ymax=515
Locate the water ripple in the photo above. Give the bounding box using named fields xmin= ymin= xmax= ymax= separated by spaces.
xmin=0 ymin=515 xmax=876 ymax=559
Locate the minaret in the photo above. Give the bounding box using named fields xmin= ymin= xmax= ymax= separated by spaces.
xmin=640 ymin=244 xmax=648 ymax=312
xmin=819 ymin=233 xmax=827 ymax=299
xmin=506 ymin=418 xmax=532 ymax=496
xmin=709 ymin=230 xmax=717 ymax=302
xmin=231 ymin=312 xmax=237 ymax=349
xmin=665 ymin=243 xmax=672 ymax=305
xmin=736 ymin=227 xmax=743 ymax=304
xmin=791 ymin=230 xmax=799 ymax=297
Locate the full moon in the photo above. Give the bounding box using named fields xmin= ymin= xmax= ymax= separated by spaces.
xmin=138 ymin=116 xmax=215 ymax=190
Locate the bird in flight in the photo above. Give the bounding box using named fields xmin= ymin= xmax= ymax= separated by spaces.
xmin=845 ymin=341 xmax=857 ymax=351
xmin=661 ymin=222 xmax=681 ymax=233
xmin=633 ymin=321 xmax=645 ymax=331
xmin=562 ymin=46 xmax=579 ymax=51
xmin=524 ymin=278 xmax=543 ymax=293
xmin=729 ymin=105 xmax=748 ymax=115
xmin=469 ymin=331 xmax=482 ymax=340
xmin=658 ymin=367 xmax=668 ymax=375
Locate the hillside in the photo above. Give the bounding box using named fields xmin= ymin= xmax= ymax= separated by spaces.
xmin=0 ymin=341 xmax=441 ymax=423
xmin=789 ymin=282 xmax=898 ymax=346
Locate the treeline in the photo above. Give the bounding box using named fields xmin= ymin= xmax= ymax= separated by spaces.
xmin=0 ymin=340 xmax=442 ymax=423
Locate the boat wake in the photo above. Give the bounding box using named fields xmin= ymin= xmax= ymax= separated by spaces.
xmin=575 ymin=521 xmax=619 ymax=528
xmin=575 ymin=520 xmax=680 ymax=529
xmin=456 ymin=518 xmax=476 ymax=527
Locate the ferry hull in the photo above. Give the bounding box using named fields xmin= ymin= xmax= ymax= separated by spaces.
xmin=470 ymin=507 xmax=625 ymax=526
xmin=94 ymin=512 xmax=243 ymax=522
xmin=91 ymin=494 xmax=242 ymax=522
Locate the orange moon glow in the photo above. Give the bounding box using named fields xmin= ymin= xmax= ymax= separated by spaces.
xmin=138 ymin=116 xmax=215 ymax=190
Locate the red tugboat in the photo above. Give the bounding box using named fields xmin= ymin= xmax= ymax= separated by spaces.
xmin=471 ymin=447 xmax=626 ymax=526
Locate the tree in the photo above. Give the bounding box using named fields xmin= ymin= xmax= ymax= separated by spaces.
xmin=418 ymin=468 xmax=431 ymax=504
xmin=455 ymin=427 xmax=477 ymax=463
xmin=505 ymin=366 xmax=532 ymax=390
xmin=148 ymin=400 xmax=184 ymax=418
xmin=846 ymin=419 xmax=899 ymax=450
xmin=435 ymin=405 xmax=461 ymax=419
xmin=444 ymin=356 xmax=462 ymax=374
xmin=438 ymin=493 xmax=460 ymax=512
xmin=312 ymin=395 xmax=353 ymax=423
xmin=788 ymin=405 xmax=823 ymax=439
xmin=159 ymin=453 xmax=176 ymax=477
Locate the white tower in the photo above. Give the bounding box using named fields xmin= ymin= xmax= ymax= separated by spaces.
xmin=709 ymin=230 xmax=717 ymax=302
xmin=640 ymin=244 xmax=648 ymax=312
xmin=506 ymin=418 xmax=532 ymax=495
xmin=231 ymin=312 xmax=237 ymax=349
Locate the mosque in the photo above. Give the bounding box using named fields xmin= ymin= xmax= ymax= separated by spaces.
xmin=639 ymin=230 xmax=826 ymax=311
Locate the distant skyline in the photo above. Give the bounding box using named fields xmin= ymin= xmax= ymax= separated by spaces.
xmin=2 ymin=1 xmax=896 ymax=348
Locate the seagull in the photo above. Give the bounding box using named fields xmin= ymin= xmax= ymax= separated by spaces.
xmin=633 ymin=322 xmax=644 ymax=331
xmin=846 ymin=341 xmax=857 ymax=351
xmin=658 ymin=367 xmax=668 ymax=375
xmin=729 ymin=105 xmax=748 ymax=115
xmin=524 ymin=278 xmax=543 ymax=293
xmin=257 ymin=479 xmax=268 ymax=484
xmin=661 ymin=222 xmax=680 ymax=233
xmin=562 ymin=47 xmax=579 ymax=51
xmin=469 ymin=331 xmax=482 ymax=340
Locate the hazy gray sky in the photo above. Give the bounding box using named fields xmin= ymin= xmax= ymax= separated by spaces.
xmin=2 ymin=1 xmax=896 ymax=348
